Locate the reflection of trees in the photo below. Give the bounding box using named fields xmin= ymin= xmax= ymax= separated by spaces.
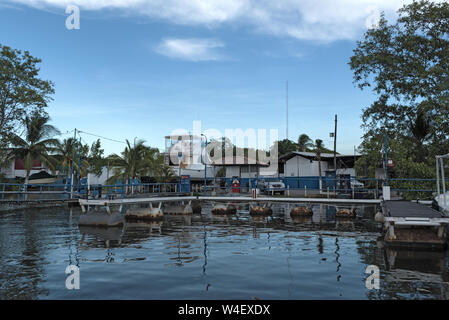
xmin=356 ymin=236 xmax=449 ymax=299
xmin=0 ymin=212 xmax=49 ymax=299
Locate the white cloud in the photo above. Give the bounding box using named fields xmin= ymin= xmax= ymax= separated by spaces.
xmin=154 ymin=38 xmax=225 ymax=61
xmin=8 ymin=0 xmax=417 ymax=41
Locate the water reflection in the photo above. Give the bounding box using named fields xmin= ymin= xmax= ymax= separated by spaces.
xmin=0 ymin=211 xmax=51 ymax=299
xmin=1 ymin=203 xmax=449 ymax=299
xmin=374 ymin=248 xmax=449 ymax=299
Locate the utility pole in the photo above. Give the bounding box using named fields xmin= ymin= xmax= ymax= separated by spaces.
xmin=286 ymin=81 xmax=289 ymax=140
xmin=70 ymin=128 xmax=76 ymax=199
xmin=201 ymin=134 xmax=207 ymax=196
xmin=333 ymin=114 xmax=337 ymax=172
xmin=78 ymin=135 xmax=81 ymax=194
xmin=384 ymin=132 xmax=388 ymax=186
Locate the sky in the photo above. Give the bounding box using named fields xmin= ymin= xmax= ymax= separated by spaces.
xmin=0 ymin=0 xmax=415 ymax=155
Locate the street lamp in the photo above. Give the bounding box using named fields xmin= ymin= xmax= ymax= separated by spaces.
xmin=201 ymin=134 xmax=207 ymax=196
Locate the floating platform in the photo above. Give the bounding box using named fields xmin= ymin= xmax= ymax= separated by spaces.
xmin=211 ymin=203 xmax=236 ymax=215
xmin=290 ymin=206 xmax=313 ymax=217
xmin=163 ymin=202 xmax=193 ymax=215
xmin=249 ymin=204 xmax=273 ymax=216
xmin=381 ymin=201 xmax=449 ymax=249
xmin=191 ymin=201 xmax=202 ymax=214
xmin=336 ymin=208 xmax=356 ymax=218
xmin=79 ymin=196 xmax=381 ymax=208
xmin=125 ymin=203 xmax=163 ymax=221
xmin=78 ymin=212 xmax=124 ymax=227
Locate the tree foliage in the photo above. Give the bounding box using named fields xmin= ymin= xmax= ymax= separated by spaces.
xmin=88 ymin=139 xmax=104 ymax=176
xmin=0 ymin=44 xmax=54 ymax=148
xmin=297 ymin=134 xmax=314 ymax=152
xmin=9 ymin=112 xmax=59 ymax=184
xmin=350 ymin=0 xmax=449 ymax=177
xmin=106 ymin=139 xmax=161 ymax=184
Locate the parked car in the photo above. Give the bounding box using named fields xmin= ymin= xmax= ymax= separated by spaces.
xmin=257 ymin=180 xmax=286 ymax=195
xmin=350 ymin=179 xmax=364 ymax=189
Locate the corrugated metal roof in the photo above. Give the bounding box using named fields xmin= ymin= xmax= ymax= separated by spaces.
xmin=211 ymin=156 xmax=269 ymax=166
xmin=280 ymin=151 xmax=362 ymax=161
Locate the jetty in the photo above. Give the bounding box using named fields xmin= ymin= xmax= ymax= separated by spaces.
xmin=78 ymin=195 xmax=449 ymax=249
xmin=78 ymin=196 xmax=382 ymax=210
xmin=381 ymin=200 xmax=449 ymax=248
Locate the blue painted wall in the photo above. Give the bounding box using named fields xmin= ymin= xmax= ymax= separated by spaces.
xmin=217 ymin=176 xmax=340 ymax=190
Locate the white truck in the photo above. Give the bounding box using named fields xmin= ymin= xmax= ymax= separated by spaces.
xmin=257 ymin=180 xmax=286 ymax=195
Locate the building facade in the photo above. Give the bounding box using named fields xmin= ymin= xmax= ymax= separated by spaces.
xmin=279 ymin=152 xmax=361 ymax=189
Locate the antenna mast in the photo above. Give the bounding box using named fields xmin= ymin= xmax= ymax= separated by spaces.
xmin=286 ymin=80 xmax=289 ymax=140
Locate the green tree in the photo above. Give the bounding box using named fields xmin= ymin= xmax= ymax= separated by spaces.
xmin=88 ymin=139 xmax=104 ymax=176
xmin=54 ymin=138 xmax=75 ymax=178
xmin=54 ymin=137 xmax=90 ymax=180
xmin=106 ymin=139 xmax=161 ymax=187
xmin=297 ymin=134 xmax=313 ymax=152
xmin=0 ymin=44 xmax=54 ymax=159
xmin=215 ymin=167 xmax=226 ymax=178
xmin=9 ymin=112 xmax=59 ymax=184
xmin=277 ymin=139 xmax=298 ymax=156
xmin=349 ymin=0 xmax=449 ymax=173
xmin=155 ymin=162 xmax=176 ymax=183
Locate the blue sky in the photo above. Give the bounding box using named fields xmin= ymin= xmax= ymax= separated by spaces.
xmin=0 ymin=0 xmax=411 ymax=155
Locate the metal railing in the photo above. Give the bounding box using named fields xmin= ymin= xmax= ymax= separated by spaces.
xmin=0 ymin=182 xmax=179 ymax=202
xmin=1 ymin=177 xmax=447 ymax=203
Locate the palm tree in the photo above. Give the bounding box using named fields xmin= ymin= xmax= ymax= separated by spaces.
xmin=314 ymin=139 xmax=324 ymax=191
xmin=156 ymin=162 xmax=176 ymax=183
xmin=54 ymin=138 xmax=74 ymax=176
xmin=297 ymin=134 xmax=313 ymax=152
xmin=106 ymin=139 xmax=161 ymax=192
xmin=54 ymin=138 xmax=90 ymax=182
xmin=9 ymin=113 xmax=60 ymax=184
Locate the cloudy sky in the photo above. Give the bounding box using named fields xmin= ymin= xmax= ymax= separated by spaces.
xmin=1 ymin=0 xmax=414 ymax=154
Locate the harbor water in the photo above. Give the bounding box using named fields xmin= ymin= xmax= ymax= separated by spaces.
xmin=1 ymin=203 xmax=448 ymax=299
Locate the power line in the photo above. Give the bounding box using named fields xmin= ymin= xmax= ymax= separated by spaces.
xmin=77 ymin=130 xmax=127 ymax=144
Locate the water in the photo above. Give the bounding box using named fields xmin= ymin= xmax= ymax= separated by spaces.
xmin=1 ymin=203 xmax=449 ymax=300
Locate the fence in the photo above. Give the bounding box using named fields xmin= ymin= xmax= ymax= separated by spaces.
xmin=193 ymin=176 xmax=447 ymax=200
xmin=1 ymin=177 xmax=446 ymax=203
xmin=0 ymin=182 xmax=179 ymax=202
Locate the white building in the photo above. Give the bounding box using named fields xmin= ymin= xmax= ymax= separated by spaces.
xmin=280 ymin=152 xmax=360 ymax=176
xmin=279 ymin=152 xmax=361 ymax=189
xmin=0 ymin=157 xmax=52 ymax=180
xmin=211 ymin=156 xmax=269 ymax=179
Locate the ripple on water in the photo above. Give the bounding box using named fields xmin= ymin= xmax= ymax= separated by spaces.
xmin=1 ymin=204 xmax=449 ymax=299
